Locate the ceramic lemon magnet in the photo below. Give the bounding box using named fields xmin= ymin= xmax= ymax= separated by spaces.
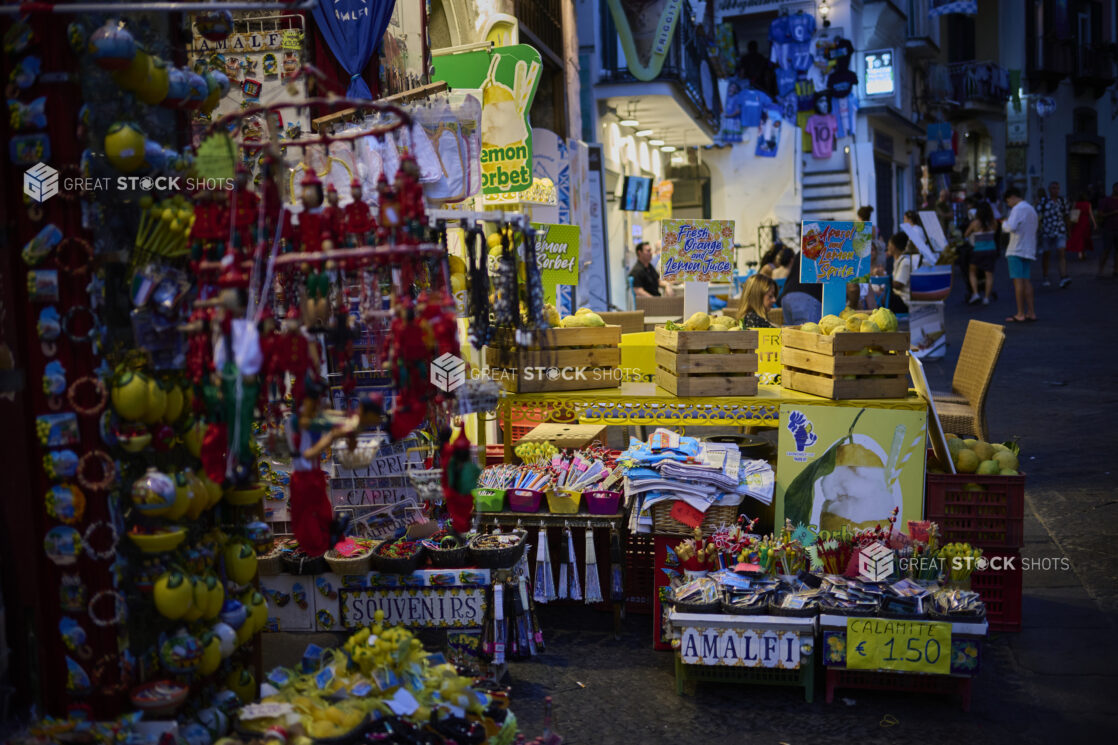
xmin=104 ymin=122 xmax=147 ymax=173
xmin=262 ymin=53 xmax=277 ymax=77
xmin=60 ymin=616 xmax=90 ymax=657
xmin=66 ymin=656 xmax=92 ymax=695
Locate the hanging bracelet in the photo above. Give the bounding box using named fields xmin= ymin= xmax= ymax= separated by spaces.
xmin=67 ymin=375 xmax=108 ymax=417
xmin=88 ymin=590 xmax=126 ymax=627
xmin=77 ymin=450 xmax=116 ymax=492
xmin=83 ymin=520 xmax=119 ymax=561
xmin=63 ymin=305 xmax=97 ymax=344
xmin=56 ymin=237 xmax=94 ymax=276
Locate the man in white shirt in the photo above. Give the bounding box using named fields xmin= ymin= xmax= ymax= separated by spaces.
xmin=1002 ymin=187 xmax=1039 ymax=322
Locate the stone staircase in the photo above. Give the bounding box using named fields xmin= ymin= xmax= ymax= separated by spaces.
xmin=801 ymin=154 xmax=857 ymax=222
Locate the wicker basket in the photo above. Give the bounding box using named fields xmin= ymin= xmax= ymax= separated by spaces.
xmin=325 ymin=544 xmax=378 ymax=575
xmin=371 ymin=541 xmax=425 ymax=575
xmin=281 ymin=553 xmax=329 ymax=575
xmin=720 ymin=595 xmax=771 ymax=615
xmin=767 ymin=598 xmax=820 ymax=617
xmin=819 ymin=601 xmax=877 ymax=617
xmin=651 ymin=502 xmax=738 ymax=537
xmin=467 ymin=530 xmax=527 ymax=569
xmin=667 ymin=597 xmax=721 ymax=614
xmin=425 ymin=535 xmax=471 ymax=568
xmin=927 ymin=608 xmax=986 ymax=622
xmin=257 ymin=549 xmax=283 ymax=576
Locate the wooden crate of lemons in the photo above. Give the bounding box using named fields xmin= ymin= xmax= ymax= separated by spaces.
xmin=655 ymin=313 xmax=759 ymax=396
xmin=781 ymin=308 xmax=910 ymax=400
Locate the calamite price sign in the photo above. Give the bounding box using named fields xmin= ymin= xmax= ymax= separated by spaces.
xmin=846 ymin=617 xmax=951 ymax=675
xmin=341 ymin=588 xmax=488 ymax=629
xmin=679 ymin=626 xmax=801 ymax=668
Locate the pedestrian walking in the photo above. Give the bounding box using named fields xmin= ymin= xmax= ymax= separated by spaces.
xmin=1002 ymin=187 xmax=1039 ymax=323
xmin=1097 ymin=182 xmax=1118 ymax=278
xmin=1067 ymin=192 xmax=1096 ymax=261
xmin=965 ymin=202 xmax=998 ymax=305
xmin=1036 ymin=181 xmax=1071 ymax=287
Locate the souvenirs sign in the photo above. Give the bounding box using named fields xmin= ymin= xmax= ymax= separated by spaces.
xmin=846 ymin=617 xmax=951 ymax=675
xmin=341 ymin=588 xmax=488 ymax=628
xmin=660 ymin=219 xmax=735 ymax=283
xmin=532 ymin=223 xmax=580 ymax=304
xmin=679 ymin=626 xmax=803 ymax=668
xmin=433 ymin=45 xmax=542 ymax=195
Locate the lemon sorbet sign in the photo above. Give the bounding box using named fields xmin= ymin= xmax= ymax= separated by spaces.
xmin=433 ymin=45 xmax=542 ymax=195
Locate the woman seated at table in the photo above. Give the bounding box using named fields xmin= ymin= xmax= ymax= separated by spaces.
xmin=733 ymin=274 xmax=778 ymax=328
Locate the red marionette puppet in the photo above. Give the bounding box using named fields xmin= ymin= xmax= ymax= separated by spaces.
xmin=266 ymin=305 xmax=317 ymax=404
xmin=298 ymin=170 xmax=331 ymax=254
xmin=322 ymin=183 xmax=345 ymax=247
xmin=344 ymin=178 xmax=373 ymax=246
xmin=441 ymin=430 xmax=481 ymax=534
xmin=190 ymin=190 xmax=220 ymax=260
xmin=258 ymin=152 xmax=285 ymax=239
xmin=418 ymin=289 xmax=460 ymax=358
xmin=385 ymin=299 xmax=435 ymax=441
xmin=290 ymin=390 xmax=387 ymax=556
xmin=231 ymin=164 xmax=259 ymax=252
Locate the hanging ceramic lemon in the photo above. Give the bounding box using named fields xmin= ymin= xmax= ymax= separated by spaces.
xmin=162 ymin=381 xmax=184 ymax=423
xmin=223 ymin=539 xmax=257 ymax=585
xmin=162 ymin=66 xmax=190 ymax=108
xmin=181 ymin=417 xmax=204 ymax=458
xmin=203 ymin=572 xmax=225 ymax=619
xmin=141 ymin=376 xmax=167 ymax=425
xmin=111 ymin=369 xmax=148 ymax=421
xmin=135 ymin=55 xmax=170 ymax=105
xmin=153 ymin=571 xmax=193 ymax=619
xmin=197 ymin=632 xmax=222 ymax=676
xmin=211 ymin=621 xmax=236 ymax=658
xmin=226 ymin=667 xmax=255 ymax=704
xmin=177 ymin=470 xmax=204 ymax=520
xmin=182 ymin=575 xmax=207 ymax=621
xmin=113 ymin=47 xmax=151 ymax=90
xmin=163 ymin=470 xmax=190 ymax=521
xmin=104 ymin=122 xmax=147 ymax=173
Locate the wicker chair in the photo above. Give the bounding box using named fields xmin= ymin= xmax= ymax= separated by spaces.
xmin=932 ymin=320 xmax=1005 ymax=441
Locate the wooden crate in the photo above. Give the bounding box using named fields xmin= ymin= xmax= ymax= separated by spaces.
xmin=781 ymin=326 xmax=910 ymax=399
xmin=515 ymin=422 xmax=608 ymax=449
xmin=486 ymin=325 xmax=622 ymax=393
xmin=654 ymin=326 xmax=759 ymax=397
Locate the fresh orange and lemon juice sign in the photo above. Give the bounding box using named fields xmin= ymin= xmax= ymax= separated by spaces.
xmin=660 ymin=219 xmax=734 ymax=283
xmin=846 ymin=617 xmax=951 ymax=675
xmin=433 ymin=45 xmax=542 ymax=195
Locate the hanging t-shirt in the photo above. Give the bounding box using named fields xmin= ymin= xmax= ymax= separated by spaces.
xmin=834 ymin=95 xmax=857 ymax=138
xmin=807 ymin=61 xmax=831 ymax=92
xmin=776 ymin=67 xmax=798 ymax=96
xmin=740 ymin=88 xmax=771 ymax=128
xmin=807 ymin=113 xmax=838 ymax=159
xmin=827 ymin=68 xmax=858 ymax=98
xmin=827 ymin=37 xmax=855 ymax=68
xmin=787 ymin=12 xmax=817 ymax=42
xmin=769 ymin=15 xmax=791 ymax=43
xmin=795 ymin=79 xmax=817 ymax=111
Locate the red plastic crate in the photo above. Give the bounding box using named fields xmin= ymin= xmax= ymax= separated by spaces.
xmin=971 ymin=549 xmax=1023 ymax=632
xmin=624 ymin=533 xmax=655 ymax=614
xmin=925 ymin=470 xmax=1025 ymax=549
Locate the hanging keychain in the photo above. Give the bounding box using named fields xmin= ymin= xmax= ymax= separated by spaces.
xmin=465 ymin=221 xmax=492 ymax=347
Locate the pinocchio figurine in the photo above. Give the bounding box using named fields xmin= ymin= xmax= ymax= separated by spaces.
xmin=297 ymin=169 xmax=331 ymax=254
xmin=344 ymin=178 xmax=373 ymax=246
xmin=322 ymin=183 xmax=345 ymax=248
xmin=231 ymin=164 xmax=259 ymax=251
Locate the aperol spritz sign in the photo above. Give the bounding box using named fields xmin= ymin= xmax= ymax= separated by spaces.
xmin=799 ymin=221 xmax=873 ymax=283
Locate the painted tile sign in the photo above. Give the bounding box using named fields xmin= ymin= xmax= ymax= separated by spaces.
xmin=660 ymin=219 xmax=735 ymax=282
xmin=679 ymin=626 xmax=802 ymax=668
xmin=799 ymin=221 xmax=873 ymax=283
xmin=341 ymin=587 xmax=487 ymax=628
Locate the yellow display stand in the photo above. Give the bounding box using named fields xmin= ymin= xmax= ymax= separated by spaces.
xmin=620 ymin=331 xmax=656 ymax=382
xmin=494 ymin=382 xmax=927 ymax=461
